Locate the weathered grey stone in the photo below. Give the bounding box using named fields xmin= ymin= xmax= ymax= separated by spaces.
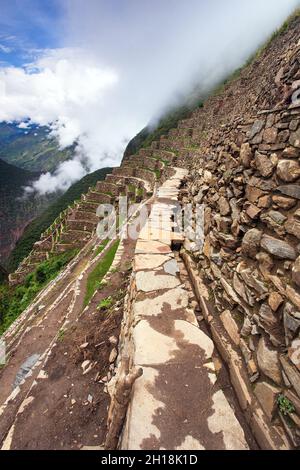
xmin=241 ymin=317 xmax=252 ymax=337
xmin=240 ymin=143 xmax=252 ymax=168
xmin=286 ymin=285 xmax=300 ymax=311
xmin=254 ymin=381 xmax=280 ymax=420
xmin=285 ymin=217 xmax=300 ymax=240
xmin=218 ymin=196 xmax=231 ymax=216
xmin=277 ymin=185 xmax=300 ymax=200
xmin=292 ymin=256 xmax=300 ymax=288
xmin=272 ymin=195 xmax=297 ymax=210
xmin=268 ymin=292 xmax=284 ymax=312
xmin=258 ymin=304 xmax=277 ymax=327
xmin=241 ymin=229 xmax=262 ymax=259
xmin=280 ymin=355 xmax=300 ymax=398
xmin=257 ymin=337 xmax=282 ymax=385
xmin=250 ymin=120 xmax=265 ymax=139
xmin=282 ymin=146 xmax=299 ymax=158
xmin=289 ymin=128 xmax=300 ymax=148
xmin=246 ymin=204 xmax=261 ymax=220
xmin=256 ymin=252 xmax=274 ymax=277
xmin=248 ymin=176 xmax=276 ymax=191
xmin=240 ymin=269 xmax=268 ymax=295
xmin=288 ymin=338 xmax=300 ymax=371
xmin=263 ymin=127 xmax=278 ymax=144
xmin=277 ymin=160 xmax=300 ymax=183
xmin=261 ymin=235 xmax=297 ymax=260
xmin=255 ymin=151 xmax=275 ymax=177
xmin=220 ymin=310 xmax=240 ymax=346
xmin=261 ymin=211 xmax=287 ymax=235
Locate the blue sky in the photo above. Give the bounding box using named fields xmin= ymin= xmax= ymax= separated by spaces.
xmin=0 ymin=0 xmax=63 ymax=66
xmin=0 ymin=0 xmax=299 ymax=194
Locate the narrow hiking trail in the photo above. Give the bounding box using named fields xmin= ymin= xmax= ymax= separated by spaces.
xmin=0 ymin=168 xmax=258 ymax=450
xmin=112 ymin=168 xmax=256 ymax=450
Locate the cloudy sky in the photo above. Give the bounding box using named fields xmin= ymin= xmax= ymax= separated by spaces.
xmin=0 ymin=0 xmax=299 ymax=194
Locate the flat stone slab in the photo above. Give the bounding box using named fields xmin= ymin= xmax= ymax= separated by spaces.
xmin=135 ymin=240 xmax=172 ymax=254
xmin=136 ymin=271 xmax=181 ymax=292
xmin=139 ymin=227 xmax=184 ymax=243
xmin=133 ymin=319 xmax=215 ymax=366
xmin=122 ymin=364 xmax=249 ymax=450
xmin=134 ymin=254 xmax=172 ymax=271
xmin=164 ymin=259 xmax=179 ymax=275
xmin=133 ymin=287 xmax=189 ymax=319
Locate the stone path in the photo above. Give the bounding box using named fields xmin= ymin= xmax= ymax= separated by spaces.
xmin=120 ymin=168 xmax=251 ymax=450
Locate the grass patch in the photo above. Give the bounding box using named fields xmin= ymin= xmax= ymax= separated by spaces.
xmin=0 ymin=249 xmax=79 ymax=335
xmin=84 ymin=240 xmax=120 ymax=307
xmin=97 ymin=296 xmax=113 ymax=311
xmin=58 ymin=328 xmax=65 ymax=342
xmin=93 ymin=239 xmax=109 ymax=259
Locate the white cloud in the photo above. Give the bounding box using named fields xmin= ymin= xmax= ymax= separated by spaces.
xmin=0 ymin=0 xmax=299 ymax=194
xmin=18 ymin=121 xmax=30 ymax=129
xmin=0 ymin=44 xmax=12 ymax=54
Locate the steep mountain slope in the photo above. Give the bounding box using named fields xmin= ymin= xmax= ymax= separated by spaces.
xmin=8 ymin=166 xmax=112 ymax=271
xmin=0 ymin=122 xmax=74 ymax=173
xmin=1 ymin=10 xmax=300 ymax=452
xmin=0 ymin=159 xmax=57 ymax=265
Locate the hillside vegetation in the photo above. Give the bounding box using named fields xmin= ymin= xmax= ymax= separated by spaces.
xmin=0 ymin=122 xmax=74 ymax=173
xmin=8 ymin=167 xmax=112 ymax=271
xmin=0 ymin=159 xmax=57 ymax=266
xmin=0 ymin=249 xmax=78 ymax=334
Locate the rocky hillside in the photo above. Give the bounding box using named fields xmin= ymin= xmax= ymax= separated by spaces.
xmin=0 ymin=122 xmax=74 ymax=173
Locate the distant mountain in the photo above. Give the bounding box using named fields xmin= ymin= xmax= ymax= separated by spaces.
xmin=0 ymin=158 xmax=58 ymax=266
xmin=8 ymin=166 xmax=113 ymax=271
xmin=0 ymin=122 xmax=74 ymax=173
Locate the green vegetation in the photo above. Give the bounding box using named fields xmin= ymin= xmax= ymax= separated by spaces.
xmin=58 ymin=328 xmax=66 ymax=342
xmin=93 ymin=239 xmax=109 ymax=258
xmin=277 ymin=395 xmax=295 ymax=416
xmin=0 ymin=249 xmax=78 ymax=335
xmin=0 ymin=158 xmax=58 ymax=268
xmin=123 ymin=104 xmax=202 ymax=160
xmin=84 ymin=239 xmax=120 ymax=306
xmin=0 ymin=122 xmax=74 ymax=173
xmin=97 ymin=296 xmax=113 ymax=311
xmin=8 ymin=167 xmax=112 ymax=271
